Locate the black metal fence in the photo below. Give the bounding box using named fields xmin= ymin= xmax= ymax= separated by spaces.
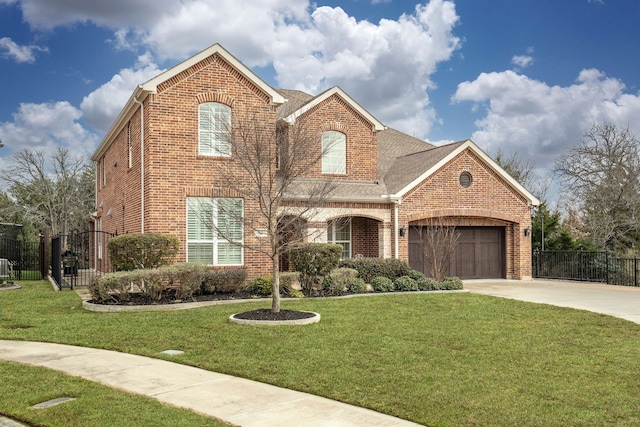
xmin=0 ymin=236 xmax=43 ymax=281
xmin=51 ymin=230 xmax=114 ymax=289
xmin=533 ymin=250 xmax=640 ymax=286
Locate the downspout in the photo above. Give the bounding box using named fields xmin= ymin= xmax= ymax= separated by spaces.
xmin=133 ymin=96 xmax=145 ymax=233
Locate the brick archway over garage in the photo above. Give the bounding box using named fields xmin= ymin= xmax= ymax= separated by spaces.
xmin=407 ymin=209 xmax=524 ymax=280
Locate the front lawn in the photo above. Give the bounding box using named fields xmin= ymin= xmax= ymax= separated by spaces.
xmin=2 ymin=281 xmax=640 ymax=426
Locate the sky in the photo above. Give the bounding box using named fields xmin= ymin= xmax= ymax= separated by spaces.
xmin=1 ymin=0 xmax=640 ymax=204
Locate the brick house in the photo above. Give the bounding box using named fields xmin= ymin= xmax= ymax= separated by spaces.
xmin=91 ymin=43 xmax=539 ymax=281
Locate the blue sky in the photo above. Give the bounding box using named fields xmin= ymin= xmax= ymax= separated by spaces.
xmin=1 ymin=0 xmax=639 ymax=203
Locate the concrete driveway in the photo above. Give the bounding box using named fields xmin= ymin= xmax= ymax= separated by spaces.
xmin=463 ymin=279 xmax=640 ymax=324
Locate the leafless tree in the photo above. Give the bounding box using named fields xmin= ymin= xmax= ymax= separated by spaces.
xmin=0 ymin=147 xmax=94 ymax=236
xmin=417 ymin=218 xmax=460 ymax=281
xmin=193 ymin=111 xmax=339 ymax=312
xmin=493 ymin=147 xmax=551 ymax=201
xmin=555 ymin=123 xmax=640 ymax=253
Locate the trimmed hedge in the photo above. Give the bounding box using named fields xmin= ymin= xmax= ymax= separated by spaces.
xmin=339 ymin=257 xmax=411 ymax=282
xmin=108 ymin=233 xmax=180 ymax=271
xmin=370 ymin=276 xmax=394 ymax=292
xmin=90 ymin=263 xmax=207 ymax=303
xmin=288 ymin=243 xmax=342 ymax=292
xmin=201 ymin=269 xmax=247 ymax=294
xmin=394 ymin=275 xmax=419 ymax=291
xmin=323 ymin=267 xmax=359 ymax=296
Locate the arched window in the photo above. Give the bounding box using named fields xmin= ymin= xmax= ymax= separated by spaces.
xmin=198 ymin=102 xmax=231 ymax=156
xmin=322 ymin=131 xmax=346 ymax=174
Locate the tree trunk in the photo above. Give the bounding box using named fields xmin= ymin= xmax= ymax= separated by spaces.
xmin=271 ymin=256 xmax=281 ymax=313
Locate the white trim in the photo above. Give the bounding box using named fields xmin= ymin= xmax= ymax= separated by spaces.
xmin=392 ymin=140 xmax=540 ymax=206
xmin=284 ymin=86 xmax=385 ymax=131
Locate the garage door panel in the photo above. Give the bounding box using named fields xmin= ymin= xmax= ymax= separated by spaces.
xmin=410 ymin=226 xmax=505 ymax=280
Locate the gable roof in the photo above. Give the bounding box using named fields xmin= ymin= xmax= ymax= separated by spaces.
xmin=92 ymin=43 xmax=285 ymax=161
xmin=280 ymin=86 xmax=385 ymax=132
xmin=384 ymin=139 xmax=540 ymax=206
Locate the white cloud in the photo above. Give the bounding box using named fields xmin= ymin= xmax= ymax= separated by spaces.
xmin=512 ymin=55 xmax=533 ymax=68
xmin=452 ymin=69 xmax=640 ymax=169
xmin=0 ymin=37 xmax=48 ymax=63
xmin=8 ymin=0 xmax=461 ymax=139
xmin=80 ymin=55 xmax=163 ymax=132
xmin=0 ymin=101 xmax=98 ymax=156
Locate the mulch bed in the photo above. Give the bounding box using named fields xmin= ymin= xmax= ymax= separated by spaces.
xmin=233 ymin=308 xmax=316 ymax=321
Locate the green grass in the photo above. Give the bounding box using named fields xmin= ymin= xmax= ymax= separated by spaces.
xmin=3 ymin=281 xmax=640 ymax=426
xmin=0 ymin=362 xmax=228 ymax=426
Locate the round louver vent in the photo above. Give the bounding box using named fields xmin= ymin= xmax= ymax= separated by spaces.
xmin=459 ymin=171 xmax=472 ymax=188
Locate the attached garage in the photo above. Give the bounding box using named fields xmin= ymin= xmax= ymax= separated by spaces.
xmin=409 ymin=226 xmax=505 ymax=280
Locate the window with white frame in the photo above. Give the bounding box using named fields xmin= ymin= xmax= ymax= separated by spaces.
xmin=187 ymin=197 xmax=243 ymax=265
xmin=198 ymin=102 xmax=231 ymax=156
xmin=322 ymin=131 xmax=346 ymax=174
xmin=127 ymin=122 xmax=133 ymax=168
xmin=328 ymin=218 xmax=351 ymax=259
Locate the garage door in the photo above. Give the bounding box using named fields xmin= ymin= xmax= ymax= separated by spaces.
xmin=409 ymin=226 xmax=505 ymax=280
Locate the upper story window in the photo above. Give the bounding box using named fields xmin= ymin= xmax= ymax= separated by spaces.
xmin=127 ymin=122 xmax=133 ymax=168
xmin=199 ymin=102 xmax=231 ymax=156
xmin=322 ymin=131 xmax=346 ymax=174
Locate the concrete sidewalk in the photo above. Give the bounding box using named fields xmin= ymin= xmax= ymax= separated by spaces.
xmin=0 ymin=339 xmax=420 ymax=427
xmin=463 ymin=279 xmax=640 ymax=324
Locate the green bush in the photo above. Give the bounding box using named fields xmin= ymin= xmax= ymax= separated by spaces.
xmin=279 ymin=271 xmax=300 ymax=291
xmin=348 ymin=277 xmax=367 ymax=294
xmin=201 ymin=268 xmax=247 ymax=293
xmin=89 ymin=270 xmax=135 ymax=303
xmin=322 ymin=267 xmax=359 ymax=296
xmin=441 ymin=276 xmax=464 ymax=290
xmin=408 ymin=269 xmax=426 ymax=281
xmin=288 ymin=243 xmax=342 ymax=292
xmin=108 ymin=233 xmax=180 ymax=271
xmin=246 ymin=274 xmax=300 ymax=297
xmin=370 ymin=276 xmax=394 ymax=292
xmin=416 ymin=276 xmax=438 ymax=291
xmin=394 ymin=275 xmax=419 ymax=291
xmin=90 ymin=263 xmax=206 ymax=303
xmin=339 ymin=257 xmax=411 ymax=282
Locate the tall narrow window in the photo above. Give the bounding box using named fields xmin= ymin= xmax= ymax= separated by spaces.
xmin=187 ymin=197 xmax=243 ymax=265
xmin=127 ymin=122 xmax=133 ymax=168
xmin=199 ymin=102 xmax=231 ymax=156
xmin=328 ymin=218 xmax=351 ymax=259
xmin=322 ymin=131 xmax=346 ymax=174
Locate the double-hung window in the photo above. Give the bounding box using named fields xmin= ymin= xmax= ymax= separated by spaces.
xmin=321 ymin=131 xmax=346 ymax=174
xmin=199 ymin=102 xmax=231 ymax=156
xmin=187 ymin=197 xmax=243 ymax=265
xmin=328 ymin=218 xmax=351 ymax=259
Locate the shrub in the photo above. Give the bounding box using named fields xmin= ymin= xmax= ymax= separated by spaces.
xmin=323 ymin=267 xmax=358 ymax=296
xmin=108 ymin=233 xmax=179 ymax=271
xmin=288 ymin=243 xmax=342 ymax=292
xmin=201 ymin=269 xmax=247 ymax=294
xmin=162 ymin=263 xmax=207 ymax=300
xmin=339 ymin=257 xmax=411 ymax=282
xmin=408 ymin=269 xmax=426 ymax=281
xmin=394 ymin=275 xmax=419 ymax=291
xmin=246 ymin=274 xmax=299 ymax=296
xmin=370 ymin=276 xmax=394 ymax=292
xmin=441 ymin=276 xmax=464 ymax=290
xmin=247 ymin=276 xmax=273 ymax=296
xmin=279 ymin=272 xmax=300 ymax=291
xmin=416 ymin=276 xmax=438 ymax=291
xmin=89 ymin=271 xmax=135 ymax=303
xmin=348 ymin=277 xmax=367 ymax=294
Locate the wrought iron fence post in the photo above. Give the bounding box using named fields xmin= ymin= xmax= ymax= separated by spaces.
xmin=635 ymin=257 xmax=638 ymax=287
xmin=605 ymin=251 xmax=610 ymax=285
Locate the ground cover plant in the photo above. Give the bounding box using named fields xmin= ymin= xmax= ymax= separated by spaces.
xmin=2 ymin=281 xmax=640 ymax=426
xmin=0 ymin=362 xmax=229 ymax=426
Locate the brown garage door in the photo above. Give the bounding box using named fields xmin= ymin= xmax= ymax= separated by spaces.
xmin=409 ymin=226 xmax=505 ymax=280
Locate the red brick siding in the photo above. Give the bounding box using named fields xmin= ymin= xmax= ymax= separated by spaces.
xmin=398 ymin=148 xmax=533 ymax=279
